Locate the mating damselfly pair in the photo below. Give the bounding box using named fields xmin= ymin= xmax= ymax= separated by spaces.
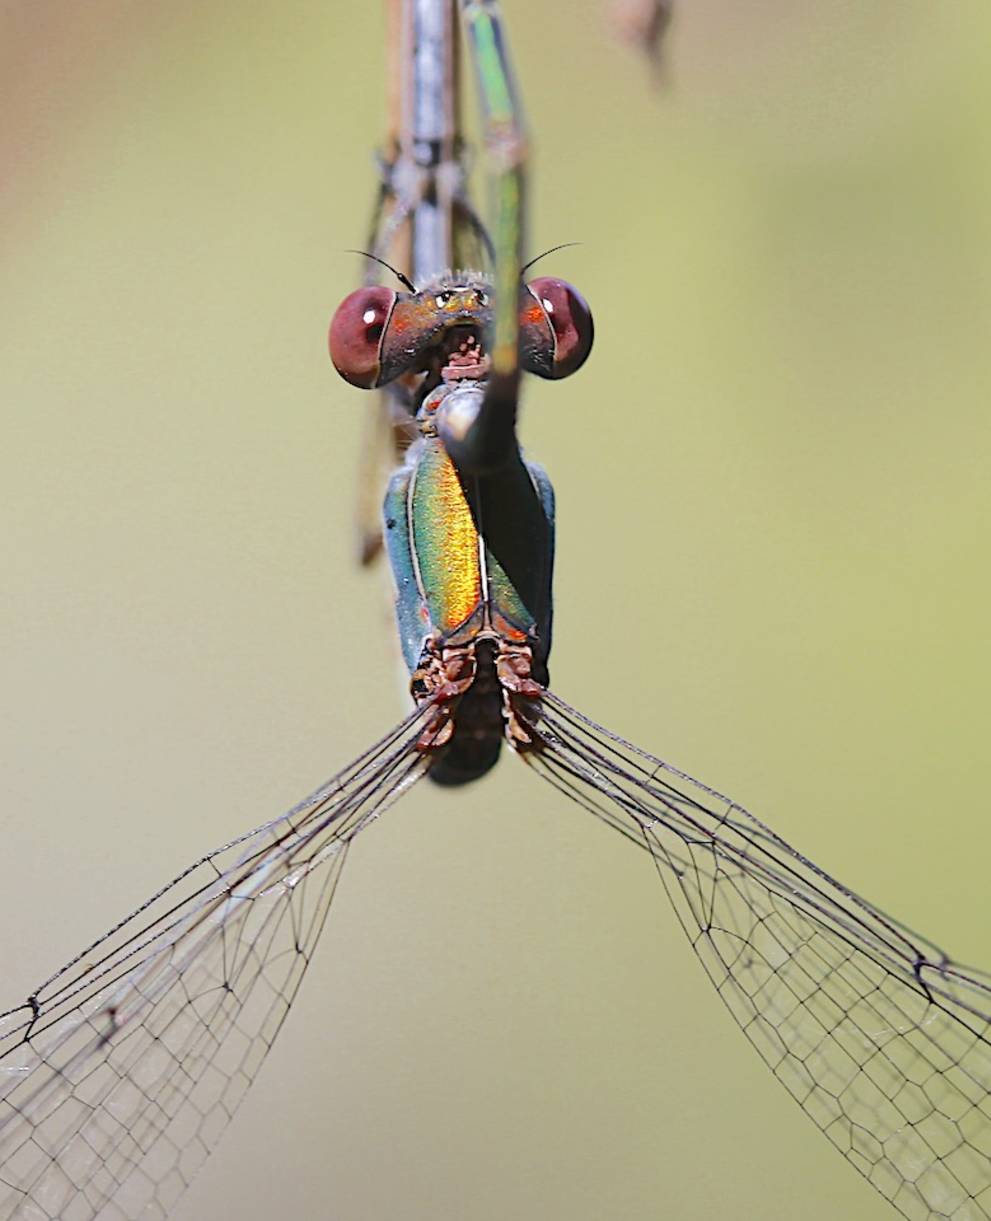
xmin=2 ymin=2 xmax=990 ymax=1219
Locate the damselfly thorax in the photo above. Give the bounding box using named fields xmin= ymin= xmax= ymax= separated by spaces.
xmin=329 ymin=269 xmax=593 ymax=783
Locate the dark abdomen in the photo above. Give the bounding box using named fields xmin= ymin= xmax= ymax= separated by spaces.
xmin=429 ymin=641 xmax=503 ymax=786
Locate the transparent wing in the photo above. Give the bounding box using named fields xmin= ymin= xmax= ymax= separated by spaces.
xmin=529 ymin=691 xmax=991 ymax=1221
xmin=0 ymin=707 xmax=433 ymax=1221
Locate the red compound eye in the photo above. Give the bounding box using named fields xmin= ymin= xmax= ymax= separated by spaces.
xmin=525 ymin=277 xmax=594 ymax=378
xmin=328 ymin=286 xmax=397 ymax=389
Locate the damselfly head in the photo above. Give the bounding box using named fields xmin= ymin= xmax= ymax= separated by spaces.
xmin=329 ymin=273 xmax=593 ymax=389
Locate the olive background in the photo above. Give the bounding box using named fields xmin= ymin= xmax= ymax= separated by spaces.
xmin=2 ymin=2 xmax=989 ymax=1219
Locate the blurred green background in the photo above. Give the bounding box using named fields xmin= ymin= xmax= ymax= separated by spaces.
xmin=2 ymin=2 xmax=989 ymax=1218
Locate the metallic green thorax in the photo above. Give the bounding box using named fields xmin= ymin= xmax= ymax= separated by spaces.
xmin=384 ymin=383 xmax=555 ymax=683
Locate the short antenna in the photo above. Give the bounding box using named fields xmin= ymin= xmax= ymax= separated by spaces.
xmin=520 ymin=242 xmax=583 ymax=278
xmin=345 ymin=250 xmax=416 ymax=293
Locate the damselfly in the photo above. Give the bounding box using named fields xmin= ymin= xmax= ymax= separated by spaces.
xmin=2 ymin=3 xmax=988 ymax=1221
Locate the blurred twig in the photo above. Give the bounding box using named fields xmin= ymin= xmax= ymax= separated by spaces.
xmin=610 ymin=0 xmax=673 ymax=84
